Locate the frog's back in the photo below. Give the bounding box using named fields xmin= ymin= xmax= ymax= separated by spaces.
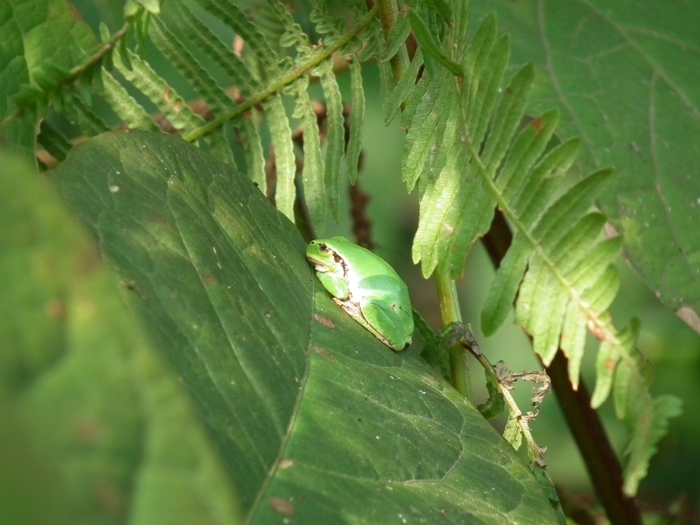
xmin=326 ymin=237 xmax=396 ymax=274
xmin=331 ymin=238 xmax=413 ymax=328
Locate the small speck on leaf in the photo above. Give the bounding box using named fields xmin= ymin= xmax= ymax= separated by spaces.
xmin=313 ymin=313 xmax=334 ymax=328
xmin=312 ymin=346 xmax=334 ymax=360
xmin=269 ymin=497 xmax=295 ymax=516
xmin=278 ymin=458 xmax=294 ymax=469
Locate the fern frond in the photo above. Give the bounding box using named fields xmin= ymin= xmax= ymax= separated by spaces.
xmin=345 ymin=57 xmax=365 ymax=185
xmin=148 ymin=16 xmax=236 ymax=165
xmin=38 ymin=121 xmax=72 ymax=163
xmin=8 ymin=23 xmax=129 ymax=122
xmin=316 ymin=60 xmax=344 ymax=222
xmin=66 ymin=95 xmax=110 ymax=136
xmin=384 ymin=49 xmax=423 ymax=125
xmin=39 ymin=1 xmax=374 ymax=230
xmin=622 ymin=393 xmax=682 ymax=495
xmin=264 ymin=98 xmax=296 ymax=219
xmin=307 ymin=2 xmax=365 ymax=221
xmin=173 ymin=0 xmax=297 ymax=203
xmin=257 ymin=0 xmax=326 ymax=225
xmin=402 ymin=70 xmax=452 ymax=193
xmin=162 ymin=0 xmax=266 ymax=184
xmin=381 ymin=6 xmax=411 ymax=64
xmin=112 ymin=46 xmax=205 ymax=133
xmin=378 ymin=58 xmax=396 ymax=122
xmin=195 ymin=0 xmax=281 ymax=80
xmin=291 ymin=77 xmax=325 ymax=227
xmin=267 ymin=0 xmax=310 ymax=52
xmin=178 ymin=1 xmax=380 ymax=223
xmin=250 ymin=1 xmax=293 ymax=51
xmin=401 ymin=5 xmax=680 ymax=496
xmin=100 ymin=68 xmax=159 ymax=132
xmin=591 ymin=318 xmax=683 ymax=494
xmin=408 ymin=9 xmax=462 ymax=77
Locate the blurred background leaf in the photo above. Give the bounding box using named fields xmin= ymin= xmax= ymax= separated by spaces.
xmin=0 ymin=148 xmax=242 ymax=524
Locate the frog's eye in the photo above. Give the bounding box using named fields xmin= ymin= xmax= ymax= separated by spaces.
xmin=318 ymin=242 xmax=329 ymax=252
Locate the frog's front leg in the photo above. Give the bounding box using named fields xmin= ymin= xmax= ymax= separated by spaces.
xmin=315 ymin=271 xmax=349 ymax=299
xmin=359 ymin=298 xmax=411 ymax=350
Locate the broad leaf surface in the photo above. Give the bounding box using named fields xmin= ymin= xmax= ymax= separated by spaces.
xmin=51 ymin=130 xmax=562 ymax=523
xmin=0 ymin=150 xmax=241 ymax=524
xmin=470 ymin=0 xmax=700 ymax=333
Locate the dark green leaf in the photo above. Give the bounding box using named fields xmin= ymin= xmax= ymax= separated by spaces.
xmin=50 ymin=130 xmax=563 ymax=523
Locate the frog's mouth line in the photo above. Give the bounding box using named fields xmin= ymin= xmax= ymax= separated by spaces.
xmin=316 ymin=247 xmax=352 ymax=280
xmin=310 ymin=258 xmax=348 ymax=281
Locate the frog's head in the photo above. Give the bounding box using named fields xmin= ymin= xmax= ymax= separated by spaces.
xmin=306 ymin=238 xmax=345 ymax=273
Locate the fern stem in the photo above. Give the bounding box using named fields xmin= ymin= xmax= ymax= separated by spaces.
xmin=183 ymin=4 xmax=379 ymax=143
xmin=435 ymin=270 xmax=470 ymax=399
xmin=548 ymin=352 xmax=643 ymax=525
xmin=71 ymin=24 xmax=130 ymax=81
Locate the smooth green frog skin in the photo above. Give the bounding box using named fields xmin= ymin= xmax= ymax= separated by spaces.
xmin=306 ymin=237 xmax=414 ymax=351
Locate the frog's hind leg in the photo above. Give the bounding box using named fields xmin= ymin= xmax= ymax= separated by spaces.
xmin=358 ymin=299 xmax=411 ymax=351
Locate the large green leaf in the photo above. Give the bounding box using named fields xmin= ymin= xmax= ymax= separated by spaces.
xmin=470 ymin=0 xmax=700 ymax=333
xmin=0 ymin=150 xmax=241 ymax=524
xmin=50 ymin=130 xmax=562 ymax=523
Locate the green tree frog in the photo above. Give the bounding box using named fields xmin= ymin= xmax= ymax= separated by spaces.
xmin=306 ymin=237 xmax=414 ymax=350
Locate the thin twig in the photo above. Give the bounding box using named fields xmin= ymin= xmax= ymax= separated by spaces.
xmin=459 ymin=329 xmax=544 ymax=462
